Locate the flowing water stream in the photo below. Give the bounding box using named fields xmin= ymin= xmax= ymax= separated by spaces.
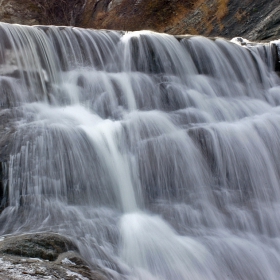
xmin=0 ymin=22 xmax=280 ymax=279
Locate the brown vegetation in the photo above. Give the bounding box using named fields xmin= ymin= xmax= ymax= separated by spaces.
xmin=217 ymin=0 xmax=229 ymax=20
xmin=80 ymin=0 xmax=197 ymax=32
xmin=33 ymin=0 xmax=86 ymax=25
xmin=79 ymin=0 xmax=232 ymax=36
xmin=0 ymin=0 xmax=278 ymax=40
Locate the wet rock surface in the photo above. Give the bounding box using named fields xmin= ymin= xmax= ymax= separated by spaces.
xmin=0 ymin=233 xmax=109 ymax=280
xmin=0 ymin=233 xmax=79 ymax=261
xmin=0 ymin=109 xmax=14 ymax=213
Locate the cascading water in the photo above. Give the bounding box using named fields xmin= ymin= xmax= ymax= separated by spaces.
xmin=0 ymin=22 xmax=280 ymax=279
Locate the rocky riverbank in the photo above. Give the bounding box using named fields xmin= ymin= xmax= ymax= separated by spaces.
xmin=0 ymin=233 xmax=109 ymax=279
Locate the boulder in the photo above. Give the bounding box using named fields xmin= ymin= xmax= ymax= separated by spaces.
xmin=0 ymin=232 xmax=78 ymax=261
xmin=0 ymin=233 xmax=109 ymax=279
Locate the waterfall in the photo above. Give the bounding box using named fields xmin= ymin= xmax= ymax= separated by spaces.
xmin=0 ymin=22 xmax=280 ymax=279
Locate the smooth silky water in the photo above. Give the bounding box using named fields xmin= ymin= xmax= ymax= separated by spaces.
xmin=0 ymin=22 xmax=280 ymax=279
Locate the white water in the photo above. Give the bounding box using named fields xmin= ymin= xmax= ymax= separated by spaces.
xmin=0 ymin=22 xmax=280 ymax=279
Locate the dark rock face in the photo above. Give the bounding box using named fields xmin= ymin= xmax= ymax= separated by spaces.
xmin=0 ymin=233 xmax=109 ymax=279
xmin=77 ymin=0 xmax=280 ymax=41
xmin=245 ymin=4 xmax=280 ymax=41
xmin=212 ymin=0 xmax=280 ymax=40
xmin=0 ymin=0 xmax=279 ymax=41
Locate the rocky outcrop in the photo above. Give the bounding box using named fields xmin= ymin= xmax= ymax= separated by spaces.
xmin=78 ymin=0 xmax=280 ymax=41
xmin=0 ymin=0 xmax=279 ymax=41
xmin=0 ymin=0 xmax=39 ymax=25
xmin=245 ymin=4 xmax=280 ymax=41
xmin=0 ymin=233 xmax=108 ymax=279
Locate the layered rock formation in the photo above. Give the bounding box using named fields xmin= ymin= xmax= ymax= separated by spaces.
xmin=81 ymin=0 xmax=280 ymax=40
xmin=0 ymin=0 xmax=279 ymax=40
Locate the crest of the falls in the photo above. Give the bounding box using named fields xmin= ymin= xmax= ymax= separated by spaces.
xmin=0 ymin=22 xmax=280 ymax=279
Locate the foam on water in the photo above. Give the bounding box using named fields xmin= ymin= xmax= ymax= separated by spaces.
xmin=0 ymin=22 xmax=280 ymax=279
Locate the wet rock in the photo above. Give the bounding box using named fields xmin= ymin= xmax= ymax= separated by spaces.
xmin=56 ymin=251 xmax=89 ymax=266
xmin=55 ymin=251 xmax=109 ymax=280
xmin=0 ymin=109 xmax=15 ymax=213
xmin=0 ymin=232 xmax=78 ymax=261
xmin=0 ymin=233 xmax=109 ymax=279
xmin=0 ymin=253 xmax=108 ymax=279
xmin=0 ymin=163 xmax=8 ymax=213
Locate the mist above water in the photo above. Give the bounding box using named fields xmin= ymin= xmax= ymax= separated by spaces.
xmin=0 ymin=23 xmax=280 ymax=279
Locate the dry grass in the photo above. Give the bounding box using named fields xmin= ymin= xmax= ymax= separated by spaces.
xmin=216 ymin=0 xmax=229 ymax=20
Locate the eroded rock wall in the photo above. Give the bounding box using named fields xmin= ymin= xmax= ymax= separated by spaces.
xmin=0 ymin=0 xmax=279 ymax=40
xmin=78 ymin=0 xmax=280 ymax=40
